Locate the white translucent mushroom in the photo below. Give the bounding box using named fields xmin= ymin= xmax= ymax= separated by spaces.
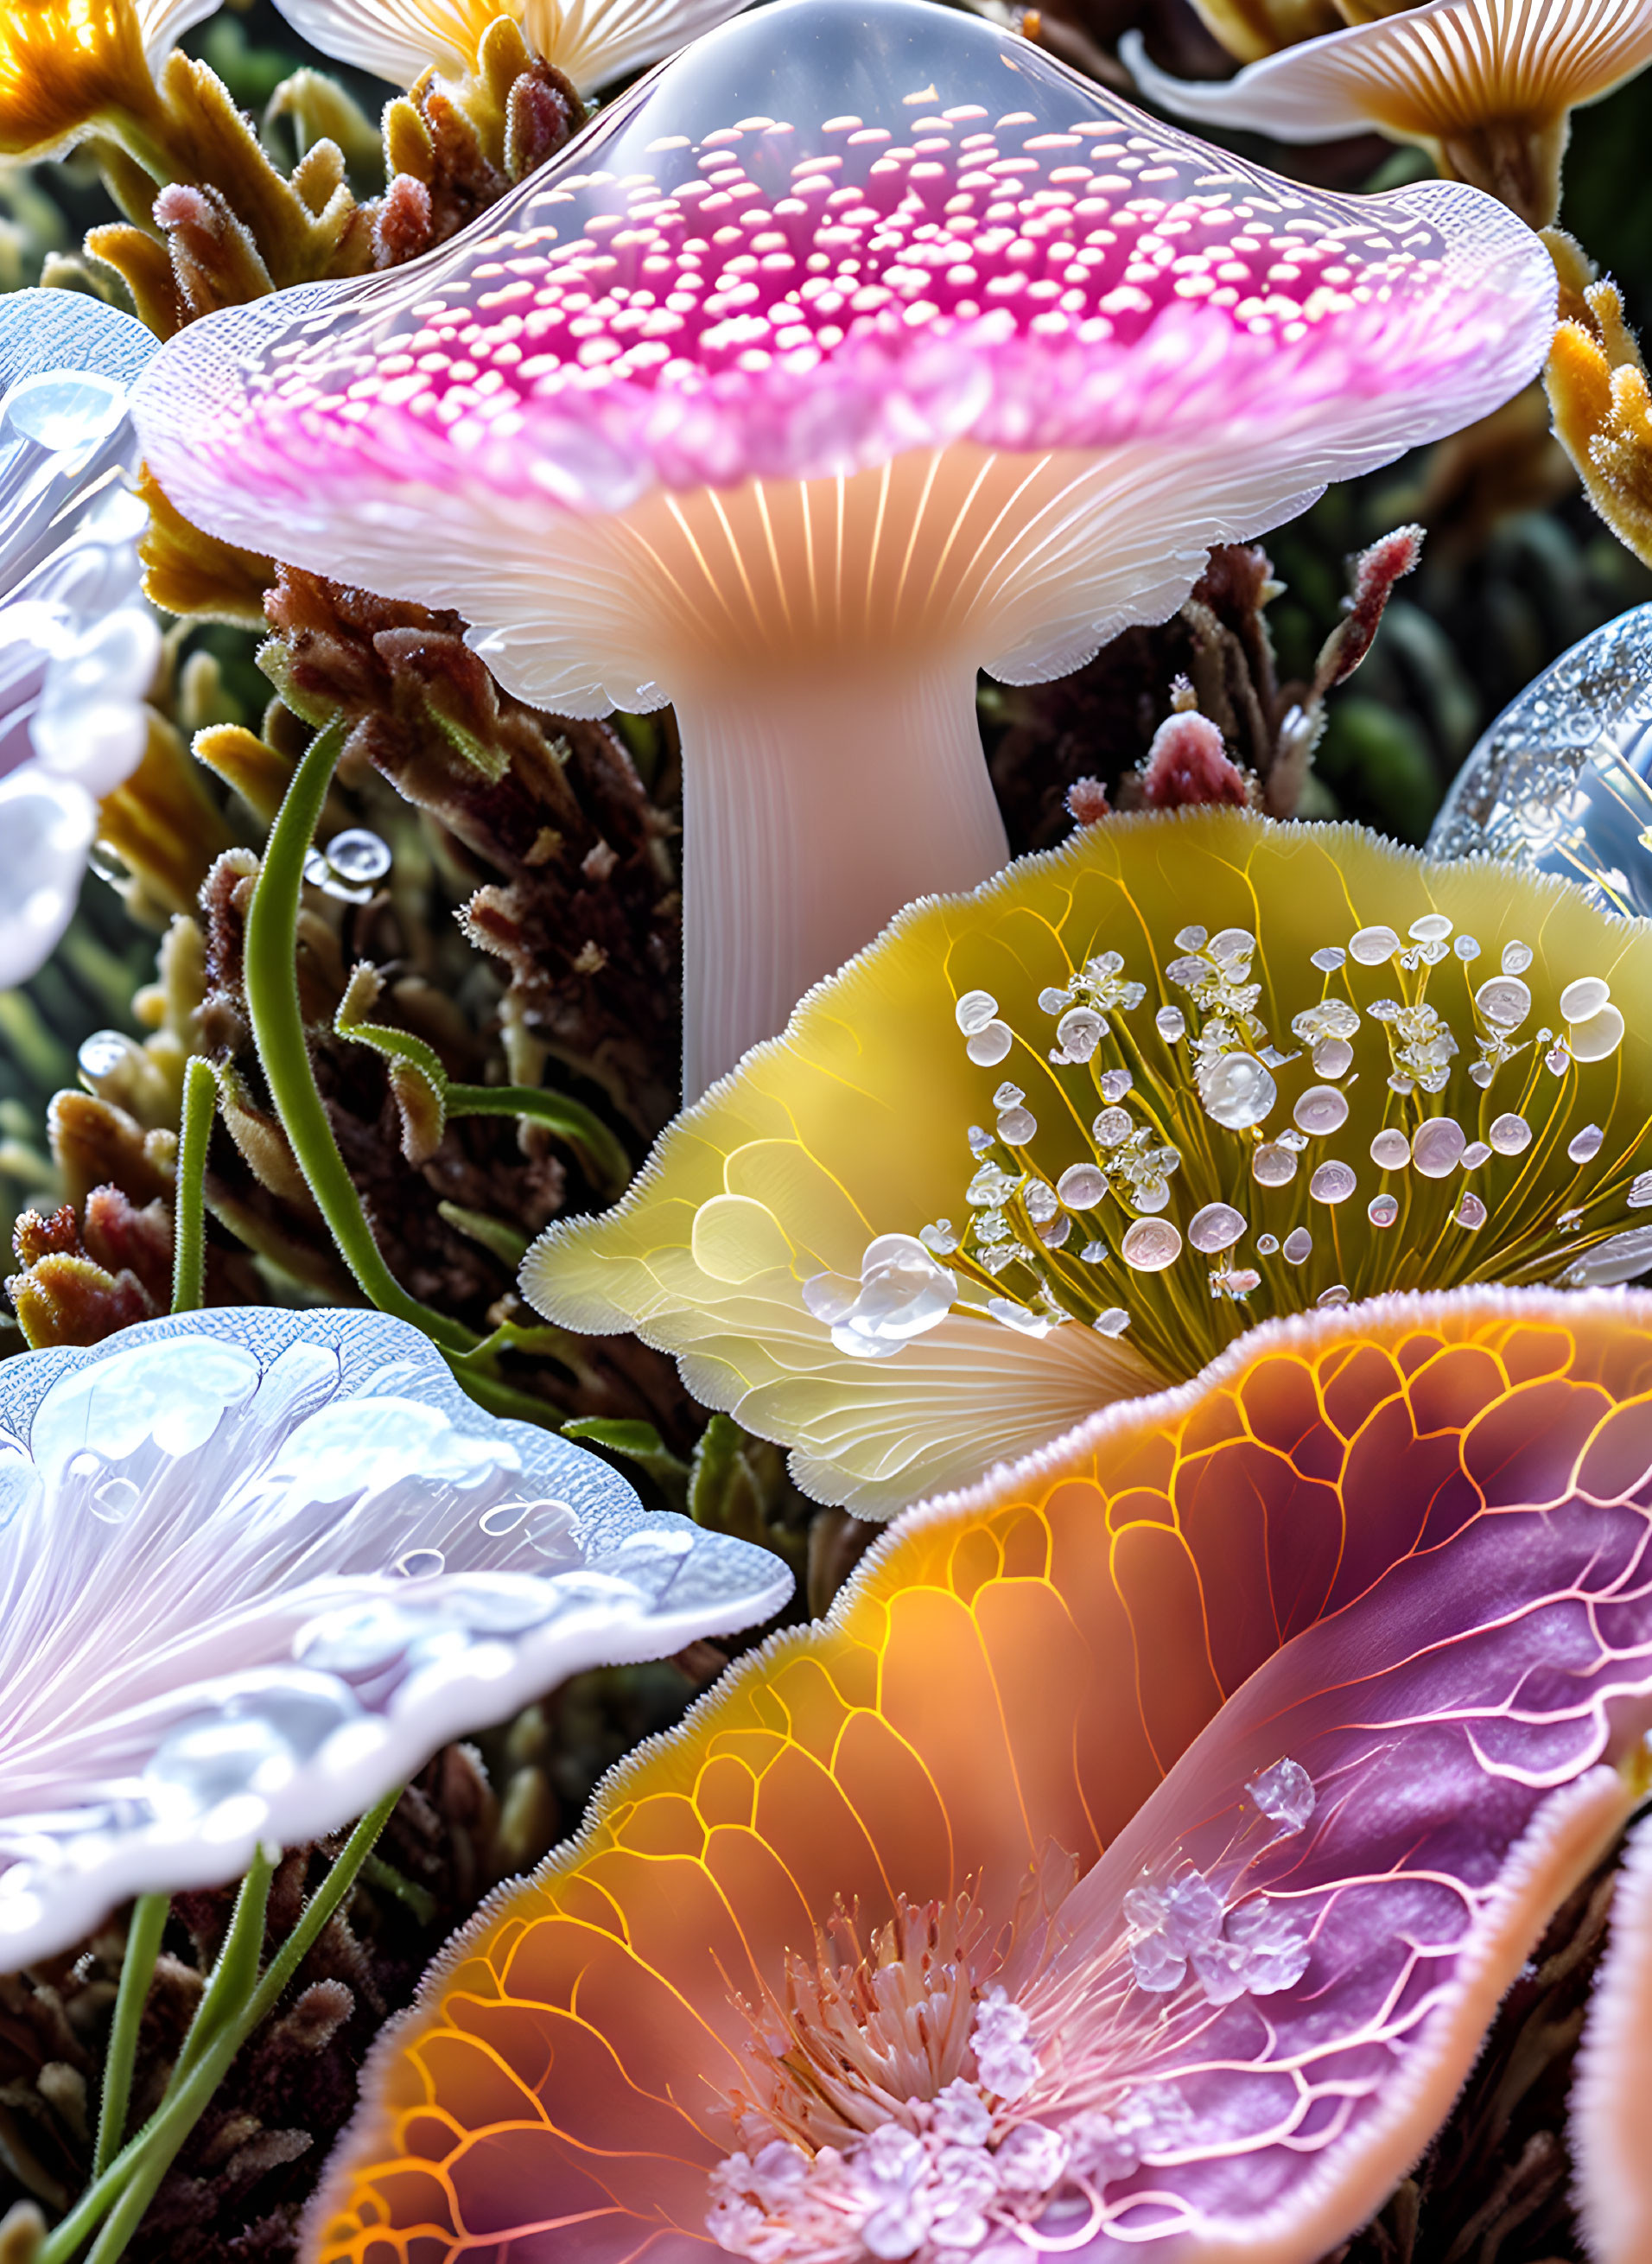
xmin=0 ymin=1306 xmax=792 ymax=1967
xmin=0 ymin=289 xmax=162 ymax=989
xmin=268 ymin=0 xmax=751 ymax=92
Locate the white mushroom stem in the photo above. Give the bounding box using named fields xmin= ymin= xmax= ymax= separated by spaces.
xmin=676 ymin=653 xmax=1007 ymax=1100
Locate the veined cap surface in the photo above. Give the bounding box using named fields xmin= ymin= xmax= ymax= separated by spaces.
xmin=132 ymin=0 xmax=1556 ymax=549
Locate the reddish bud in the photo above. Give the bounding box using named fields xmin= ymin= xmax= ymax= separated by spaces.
xmin=1065 ymin=776 xmax=1111 ymax=825
xmin=1139 ymin=712 xmax=1249 ymax=810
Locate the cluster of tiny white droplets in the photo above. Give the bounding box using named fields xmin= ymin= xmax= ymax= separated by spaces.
xmin=245 ymin=94 xmax=1453 ymax=465
xmin=707 ymin=1985 xmax=1192 ymax=2264
xmin=805 ymin=904 xmax=1652 ymax=1370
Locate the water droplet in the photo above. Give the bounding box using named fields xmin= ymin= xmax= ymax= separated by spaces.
xmin=1369 ymin=1128 xmax=1410 ymax=1169
xmin=1312 ymin=1038 xmax=1353 ymax=1079
xmin=1099 ymin=1069 xmax=1133 ymax=1103
xmin=480 ymin=1498 xmax=531 ymax=1535
xmin=1058 ymin=1162 xmax=1106 ymax=1210
xmin=1411 ymin=1117 xmax=1467 ymax=1177
xmin=1189 ymin=1202 xmax=1245 ymax=1253
xmin=1199 ymin=1051 xmax=1276 ymax=1130
xmin=327 ymin=828 xmax=391 ymax=885
xmin=1349 ymin=925 xmax=1400 ymax=965
xmin=1475 ymin=976 xmax=1532 ymax=1028
xmin=1461 ymin=1141 xmax=1491 ymax=1168
xmin=1056 ymin=1007 xmax=1104 ymax=1060
xmin=1455 ymin=1192 xmax=1487 ymax=1230
xmin=394 ymin=1548 xmax=445 ymax=1579
xmin=1310 ymin=946 xmax=1346 ymax=972
xmin=1560 ymin=976 xmax=1611 ymax=1022
xmin=1155 ymin=1006 xmax=1185 ymax=1043
xmin=91 ymin=1475 xmax=141 ymax=1524
xmin=1368 ymin=1193 xmax=1398 ymax=1227
xmin=1570 ymin=1004 xmax=1626 ymax=1061
xmin=956 ymin=989 xmax=998 ymax=1034
xmin=1309 ymin=1161 xmax=1356 ymax=1205
xmin=1569 ymin=1123 xmax=1604 ymax=1164
xmin=1247 ymin=1756 xmax=1314 ymax=1830
xmin=966 ymin=1021 xmax=1013 ymax=1066
xmin=1173 ymin=925 xmax=1208 ymax=951
xmin=1209 ymin=927 xmax=1255 ymax=963
xmin=993 ymin=1082 xmax=1025 ymax=1110
xmin=1317 ymin=1284 xmax=1350 ymax=1307
xmin=997 ymin=1107 xmax=1037 ymax=1144
xmin=1255 ymin=1233 xmax=1280 ymax=1255
xmin=1093 ymin=1106 xmax=1132 ymax=1148
xmin=1408 ymin=914 xmax=1452 ymax=944
xmin=1252 ymin=1142 xmax=1297 ymax=1186
xmin=1094 ymin=1307 xmax=1131 ymax=1335
xmin=1454 ymin=935 xmax=1481 ymax=961
xmin=1037 ymin=987 xmax=1071 ymax=1014
xmin=1121 ymin=1219 xmax=1181 ymax=1272
xmin=77 ymin=1028 xmax=135 ymax=1080
xmin=3 ymin=368 xmax=125 ymax=450
xmin=1490 ymin=1113 xmax=1531 ymax=1154
xmin=1282 ymin=1228 xmax=1312 ymax=1264
xmin=1080 ymin=1240 xmax=1109 ymax=1262
xmin=1501 ymin=940 xmax=1533 ymax=976
xmin=1293 ymin=1084 xmax=1348 ymax=1136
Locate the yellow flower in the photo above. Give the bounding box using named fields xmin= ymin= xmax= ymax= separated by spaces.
xmin=524 ymin=808 xmax=1652 ymax=1516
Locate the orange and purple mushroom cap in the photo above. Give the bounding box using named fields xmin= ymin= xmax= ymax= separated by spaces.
xmin=308 ymin=1287 xmax=1652 ymax=2264
xmin=130 ymin=0 xmax=1556 ymax=1094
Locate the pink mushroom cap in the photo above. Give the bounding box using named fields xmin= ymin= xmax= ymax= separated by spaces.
xmin=131 ymin=0 xmax=1557 ymax=1094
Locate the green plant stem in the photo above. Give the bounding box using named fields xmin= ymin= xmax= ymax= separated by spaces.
xmin=445 ymin=1084 xmax=630 ymax=1196
xmin=42 ymin=1792 xmax=400 ymax=2264
xmin=243 ymin=719 xmax=474 ymax=1355
xmin=91 ymin=1897 xmax=168 ymax=2179
xmin=170 ymin=1058 xmax=217 ymax=1315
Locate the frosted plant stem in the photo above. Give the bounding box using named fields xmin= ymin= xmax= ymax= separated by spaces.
xmin=170 ymin=1057 xmax=217 ymax=1315
xmin=91 ymin=1897 xmax=168 ymax=2178
xmin=41 ymin=1792 xmax=400 ymax=2264
xmin=243 ymin=717 xmax=475 ymax=1356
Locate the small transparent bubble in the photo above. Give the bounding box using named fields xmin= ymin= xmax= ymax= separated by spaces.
xmin=1209 ymin=927 xmax=1255 ymax=964
xmin=1546 ymin=1044 xmax=1572 ymax=1075
xmin=1174 ymin=925 xmax=1209 ymax=951
xmin=1155 ymin=1006 xmax=1186 ymax=1043
xmin=1099 ymin=1069 xmax=1133 ymax=1104
xmin=1317 ymin=1284 xmax=1350 ymax=1307
xmin=327 ymin=829 xmax=392 ymax=885
xmin=1501 ymin=939 xmax=1534 ymax=976
xmin=1121 ymin=1219 xmax=1182 ymax=1271
xmin=1310 ymin=1161 xmax=1356 ymax=1205
xmin=1560 ymin=976 xmax=1611 ymax=1022
xmin=967 ymin=1021 xmax=1013 ymax=1066
xmin=479 ymin=1499 xmax=531 ymax=1536
xmin=1283 ymin=1228 xmax=1312 ymax=1264
xmin=1369 ymin=1128 xmax=1410 ymax=1170
xmin=1058 ymin=1163 xmax=1107 ymax=1210
xmin=997 ymin=1107 xmax=1037 ymax=1144
xmin=1056 ymin=1007 xmax=1104 ymax=1061
xmin=1570 ymin=1005 xmax=1626 ymax=1061
xmin=1093 ymin=1106 xmax=1132 ymax=1148
xmin=1248 ymin=1757 xmax=1315 ymax=1830
xmin=1408 ymin=914 xmax=1452 ymax=944
xmin=393 ymin=1548 xmax=445 ymax=1580
xmin=1037 ymin=986 xmax=1071 ymax=1014
xmin=1411 ymin=1117 xmax=1466 ymax=1178
xmin=1455 ymin=1192 xmax=1487 ymax=1230
xmin=1094 ymin=1307 xmax=1130 ymax=1335
xmin=78 ymin=1029 xmax=136 ymax=1081
xmin=1310 ymin=946 xmax=1347 ymax=972
xmin=1475 ymin=976 xmax=1532 ymax=1029
xmin=1469 ymin=1062 xmax=1496 ymax=1088
xmin=993 ymin=1082 xmax=1025 ymax=1110
xmin=1454 ymin=934 xmax=1482 ymax=961
xmin=1252 ymin=1142 xmax=1298 ymax=1187
xmin=1490 ymin=1113 xmax=1532 ymax=1154
xmin=1312 ymin=1038 xmax=1353 ymax=1079
xmin=1188 ymin=1202 xmax=1245 ymax=1254
xmin=1080 ymin=1240 xmax=1109 ymax=1262
xmin=1200 ymin=1051 xmax=1276 ymax=1131
xmin=956 ymin=989 xmax=999 ymax=1034
xmin=1368 ymin=1193 xmax=1398 ymax=1228
xmin=1349 ymin=925 xmax=1400 ymax=965
xmin=1293 ymin=1084 xmax=1348 ymax=1137
xmin=1461 ymin=1141 xmax=1491 ymax=1169
xmin=1256 ymin=1232 xmax=1280 ymax=1255
xmin=1569 ymin=1123 xmax=1604 ymax=1164
xmin=91 ymin=1476 xmax=141 ymax=1524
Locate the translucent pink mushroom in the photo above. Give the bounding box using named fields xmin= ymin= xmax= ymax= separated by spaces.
xmin=1573 ymin=1810 xmax=1652 ymax=2264
xmin=132 ymin=0 xmax=1556 ymax=1098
